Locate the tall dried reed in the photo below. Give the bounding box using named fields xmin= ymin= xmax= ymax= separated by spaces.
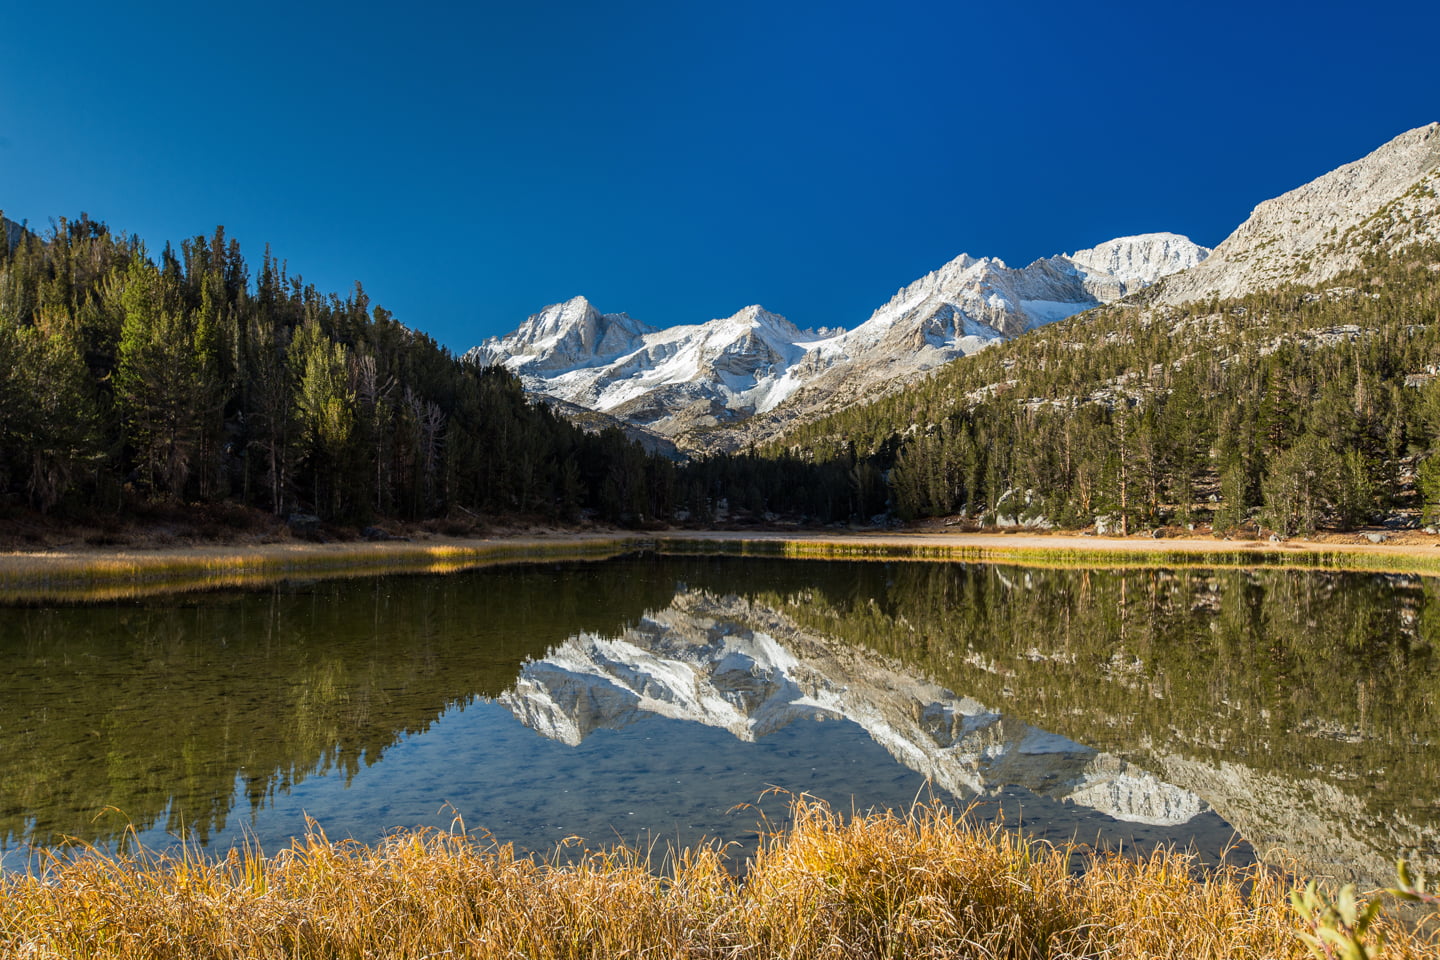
xmin=3 ymin=801 xmax=1435 ymax=959
xmin=7 ymin=532 xmax=1440 ymax=604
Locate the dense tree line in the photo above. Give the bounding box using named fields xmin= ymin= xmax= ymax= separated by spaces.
xmin=770 ymin=246 xmax=1440 ymax=535
xmin=0 ymin=215 xmax=868 ymax=527
xmin=15 ymin=212 xmax=1437 ymax=535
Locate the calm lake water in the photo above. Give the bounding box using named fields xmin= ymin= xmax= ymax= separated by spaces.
xmin=1 ymin=555 xmax=1437 ymax=886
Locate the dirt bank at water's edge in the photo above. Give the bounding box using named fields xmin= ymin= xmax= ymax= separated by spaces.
xmin=5 ymin=522 xmax=1440 ymax=596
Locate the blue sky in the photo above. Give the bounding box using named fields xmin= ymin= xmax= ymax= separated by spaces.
xmin=3 ymin=0 xmax=1438 ymax=350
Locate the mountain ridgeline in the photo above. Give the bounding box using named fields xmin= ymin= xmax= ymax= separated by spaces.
xmin=467 ymin=233 xmax=1209 ymax=449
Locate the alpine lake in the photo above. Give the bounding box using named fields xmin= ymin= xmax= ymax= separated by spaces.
xmin=2 ymin=552 xmax=1438 ymax=890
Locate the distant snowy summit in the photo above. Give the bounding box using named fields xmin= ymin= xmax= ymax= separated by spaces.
xmin=466 ymin=298 xmax=827 ymax=427
xmin=838 ymin=232 xmax=1208 ymax=356
xmin=464 ymin=233 xmax=1209 ymax=443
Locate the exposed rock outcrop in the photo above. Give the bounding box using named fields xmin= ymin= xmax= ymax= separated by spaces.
xmin=1154 ymin=122 xmax=1440 ymax=306
xmin=2 ymin=215 xmax=24 ymax=251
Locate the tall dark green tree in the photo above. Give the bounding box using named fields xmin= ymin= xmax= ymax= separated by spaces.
xmin=115 ymin=257 xmax=213 ymax=499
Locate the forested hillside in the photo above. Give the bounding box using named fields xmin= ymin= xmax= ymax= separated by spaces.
xmin=0 ymin=217 xmax=637 ymax=526
xmin=767 ymin=246 xmax=1440 ymax=536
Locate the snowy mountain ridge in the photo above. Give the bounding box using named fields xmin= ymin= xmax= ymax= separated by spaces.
xmin=464 ymin=233 xmax=1208 ymax=443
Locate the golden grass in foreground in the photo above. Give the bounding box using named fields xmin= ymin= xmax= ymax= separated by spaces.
xmin=4 ymin=802 xmax=1436 ymax=959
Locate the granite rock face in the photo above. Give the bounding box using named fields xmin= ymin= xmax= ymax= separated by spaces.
xmin=2 ymin=216 xmax=24 ymax=252
xmin=1155 ymin=122 xmax=1440 ymax=306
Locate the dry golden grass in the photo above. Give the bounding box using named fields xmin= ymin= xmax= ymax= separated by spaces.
xmin=10 ymin=529 xmax=1440 ymax=603
xmin=3 ymin=802 xmax=1436 ymax=959
xmin=655 ymin=534 xmax=1440 ymax=578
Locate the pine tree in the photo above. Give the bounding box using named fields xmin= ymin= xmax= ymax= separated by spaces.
xmin=115 ymin=258 xmax=209 ymax=499
xmin=289 ymin=319 xmax=357 ymax=518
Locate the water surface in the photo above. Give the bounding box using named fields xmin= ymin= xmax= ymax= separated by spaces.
xmin=2 ymin=557 xmax=1436 ymax=886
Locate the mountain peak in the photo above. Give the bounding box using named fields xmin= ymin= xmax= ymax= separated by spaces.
xmin=1066 ymin=233 xmax=1211 ymax=286
xmin=465 ymin=228 xmax=1205 ymax=448
xmin=1156 ymin=122 xmax=1440 ymax=305
xmin=725 ymin=304 xmax=792 ymax=330
xmin=462 ymin=296 xmax=657 ymax=374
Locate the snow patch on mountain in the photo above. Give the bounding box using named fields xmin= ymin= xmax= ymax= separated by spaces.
xmin=1068 ymin=232 xmax=1210 ymax=287
xmin=466 ymin=296 xmax=658 ymax=375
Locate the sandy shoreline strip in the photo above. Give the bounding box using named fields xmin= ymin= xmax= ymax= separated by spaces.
xmin=3 ymin=526 xmax=1440 ymax=600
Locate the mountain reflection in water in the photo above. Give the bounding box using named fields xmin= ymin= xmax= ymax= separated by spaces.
xmin=0 ymin=557 xmax=1435 ymax=889
xmin=501 ymin=591 xmax=1209 ymax=829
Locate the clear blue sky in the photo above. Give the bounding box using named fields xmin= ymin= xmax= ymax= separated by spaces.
xmin=3 ymin=0 xmax=1438 ymax=351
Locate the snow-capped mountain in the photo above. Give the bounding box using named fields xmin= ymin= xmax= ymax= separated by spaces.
xmin=821 ymin=232 xmax=1208 ymax=364
xmin=465 ymin=233 xmax=1208 ymax=442
xmin=469 ymin=299 xmax=831 ymax=432
xmin=1155 ymin=122 xmax=1440 ymax=306
xmin=465 ymin=297 xmax=658 ymax=375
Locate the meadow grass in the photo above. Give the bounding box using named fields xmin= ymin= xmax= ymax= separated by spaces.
xmin=2 ymin=801 xmax=1436 ymax=959
xmin=5 ymin=531 xmax=1440 ymax=603
xmin=654 ymin=534 xmax=1440 ymax=577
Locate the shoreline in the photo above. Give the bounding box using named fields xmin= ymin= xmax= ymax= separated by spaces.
xmin=4 ymin=526 xmax=1440 ymax=600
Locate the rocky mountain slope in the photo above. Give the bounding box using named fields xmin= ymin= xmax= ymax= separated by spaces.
xmin=1154 ymin=122 xmax=1440 ymax=305
xmin=465 ymin=234 xmax=1207 ymax=446
xmin=469 ymin=299 xmax=829 ymax=435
